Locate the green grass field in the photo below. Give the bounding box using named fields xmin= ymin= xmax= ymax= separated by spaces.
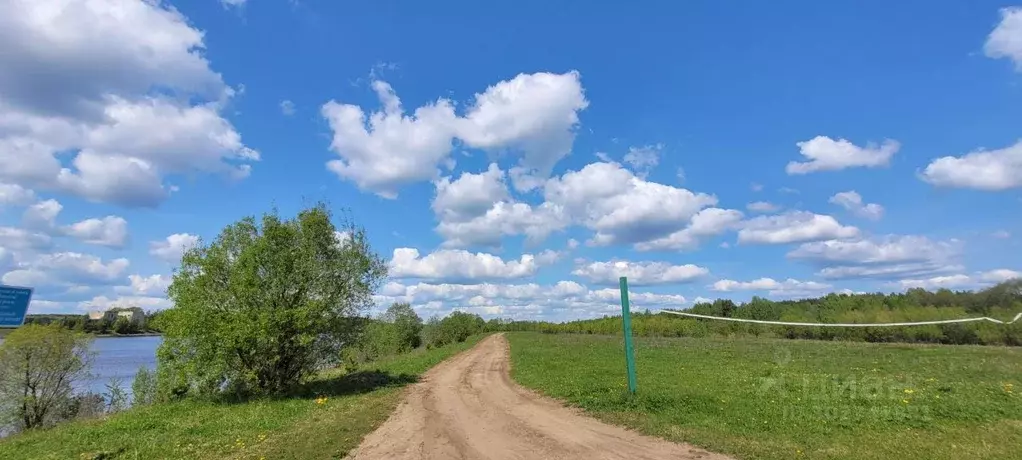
xmin=508 ymin=332 xmax=1022 ymax=460
xmin=0 ymin=335 xmax=486 ymax=460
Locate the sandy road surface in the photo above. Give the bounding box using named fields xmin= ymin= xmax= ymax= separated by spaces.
xmin=347 ymin=334 xmax=731 ymax=460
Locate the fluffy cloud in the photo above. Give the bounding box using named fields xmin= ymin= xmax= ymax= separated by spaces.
xmin=788 ymin=235 xmax=961 ymax=280
xmin=0 ymin=0 xmax=256 ymax=207
xmin=535 ymin=249 xmax=564 ymax=265
xmin=435 ymin=201 xmax=569 ymax=248
xmin=738 ymin=211 xmax=859 ymax=245
xmin=2 ymin=252 xmax=130 ymax=287
xmin=432 ymin=164 xmax=511 ymax=222
xmin=895 ymin=269 xmax=1022 ymax=290
xmin=63 ymin=216 xmax=129 ymax=248
xmin=321 ymin=71 xmax=587 ymax=197
xmin=572 ymin=260 xmax=709 ymax=286
xmin=0 ymin=182 xmax=35 ymax=206
xmin=434 ymin=160 xmax=728 ymax=250
xmin=919 ymin=140 xmax=1022 ymax=190
xmin=829 ymin=191 xmax=884 ymax=220
xmin=710 ymin=277 xmax=832 ymax=297
xmin=321 ymin=81 xmax=458 ymax=198
xmin=984 ymin=7 xmax=1022 ymax=70
xmin=376 ymin=280 xmax=686 ymax=320
xmin=786 ymin=136 xmax=899 ymax=174
xmin=457 ymin=71 xmax=589 ymax=192
xmin=150 ymin=233 xmax=200 ymax=263
xmin=114 ymin=274 xmax=172 ymax=296
xmin=545 ymin=162 xmax=718 ymax=247
xmin=22 ymin=199 xmax=62 ymax=230
xmin=389 ymin=248 xmax=541 ymax=281
xmin=635 ymin=208 xmax=744 ymax=251
xmin=746 ymin=201 xmax=780 ymax=213
xmin=0 ymin=226 xmax=51 ymax=251
xmin=10 ymin=197 xmax=129 ymax=247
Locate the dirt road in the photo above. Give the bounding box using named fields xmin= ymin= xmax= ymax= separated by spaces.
xmin=347 ymin=334 xmax=730 ymax=460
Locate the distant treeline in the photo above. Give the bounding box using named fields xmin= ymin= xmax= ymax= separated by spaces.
xmin=488 ymin=281 xmax=1022 ymax=346
xmin=24 ymin=307 xmax=163 ymax=335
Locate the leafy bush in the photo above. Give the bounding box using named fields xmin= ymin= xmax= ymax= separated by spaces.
xmin=104 ymin=377 xmax=128 ymax=413
xmin=112 ymin=317 xmax=133 ymax=335
xmin=155 ymin=204 xmax=387 ymax=398
xmin=423 ymin=311 xmax=485 ymax=348
xmin=131 ymin=367 xmax=157 ymax=406
xmin=383 ymin=302 xmax=423 ymax=351
xmin=0 ymin=325 xmax=94 ymax=431
xmin=342 ymin=320 xmax=400 ymax=366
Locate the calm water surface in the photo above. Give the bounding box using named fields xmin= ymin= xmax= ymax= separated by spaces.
xmin=79 ymin=336 xmax=162 ymax=396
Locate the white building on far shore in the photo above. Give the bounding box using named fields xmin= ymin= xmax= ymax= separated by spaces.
xmin=88 ymin=310 xmax=117 ymax=322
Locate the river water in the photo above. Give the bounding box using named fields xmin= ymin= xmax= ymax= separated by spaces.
xmin=80 ymin=336 xmax=162 ymax=396
xmin=0 ymin=335 xmax=161 ymax=437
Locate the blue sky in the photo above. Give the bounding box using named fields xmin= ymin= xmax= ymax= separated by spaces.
xmin=2 ymin=0 xmax=1021 ymax=321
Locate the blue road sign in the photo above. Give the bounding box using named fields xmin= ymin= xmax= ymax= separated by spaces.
xmin=0 ymin=285 xmax=33 ymax=328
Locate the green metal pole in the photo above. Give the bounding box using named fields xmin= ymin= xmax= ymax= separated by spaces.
xmin=619 ymin=276 xmax=638 ymax=394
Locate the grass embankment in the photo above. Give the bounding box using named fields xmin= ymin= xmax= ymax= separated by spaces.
xmin=0 ymin=335 xmax=487 ymax=460
xmin=508 ymin=332 xmax=1022 ymax=460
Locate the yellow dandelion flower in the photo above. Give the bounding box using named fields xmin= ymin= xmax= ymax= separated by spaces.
xmin=902 ymin=399 xmax=909 ymax=404
xmin=903 ymin=389 xmax=914 ymax=394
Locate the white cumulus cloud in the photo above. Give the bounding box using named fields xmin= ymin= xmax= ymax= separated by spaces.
xmin=788 ymin=235 xmax=962 ymax=280
xmin=572 ymin=260 xmax=709 ymax=286
xmin=984 ymin=7 xmax=1022 ymax=70
xmin=63 ymin=216 xmax=129 ymax=248
xmin=829 ymin=191 xmax=884 ymax=220
xmin=0 ymin=183 xmax=35 ymax=207
xmin=432 ymin=164 xmax=511 ymax=222
xmin=710 ymin=277 xmax=832 ymax=297
xmin=150 ymin=233 xmax=200 ymax=263
xmin=114 ymin=274 xmax=172 ymax=296
xmin=0 ymin=0 xmax=256 ymax=207
xmin=545 ymin=161 xmax=718 ymax=247
xmin=389 ymin=248 xmax=542 ymax=281
xmin=635 ymin=208 xmax=744 ymax=251
xmin=919 ymin=140 xmax=1022 ymax=190
xmin=321 ymin=71 xmax=587 ymax=197
xmin=786 ymin=136 xmax=899 ymax=174
xmin=895 ymin=269 xmax=1022 ymax=290
xmin=738 ymin=211 xmax=859 ymax=245
xmin=2 ymin=252 xmax=130 ymax=287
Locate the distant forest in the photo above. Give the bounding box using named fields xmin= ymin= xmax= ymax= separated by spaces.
xmin=491 ymin=280 xmax=1022 ymax=346
xmin=23 ymin=281 xmax=1022 ymax=345
xmin=24 ymin=307 xmax=163 ymax=335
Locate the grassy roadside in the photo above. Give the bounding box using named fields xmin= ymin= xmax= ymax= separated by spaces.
xmin=0 ymin=335 xmax=487 ymax=460
xmin=507 ymin=332 xmax=1022 ymax=460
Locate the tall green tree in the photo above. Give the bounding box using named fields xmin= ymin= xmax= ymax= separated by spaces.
xmin=383 ymin=302 xmax=423 ymax=351
xmin=0 ymin=325 xmax=93 ymax=431
xmin=157 ymin=204 xmax=387 ymax=397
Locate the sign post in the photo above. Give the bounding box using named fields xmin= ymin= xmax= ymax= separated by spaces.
xmin=0 ymin=284 xmax=33 ymax=330
xmin=619 ymin=276 xmax=637 ymax=394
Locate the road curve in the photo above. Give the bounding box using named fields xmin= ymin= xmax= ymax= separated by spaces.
xmin=347 ymin=334 xmax=731 ymax=460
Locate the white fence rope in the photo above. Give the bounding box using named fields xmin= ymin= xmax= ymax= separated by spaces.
xmin=660 ymin=310 xmax=1022 ymax=327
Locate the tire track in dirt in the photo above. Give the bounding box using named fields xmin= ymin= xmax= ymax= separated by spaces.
xmin=347 ymin=334 xmax=731 ymax=460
